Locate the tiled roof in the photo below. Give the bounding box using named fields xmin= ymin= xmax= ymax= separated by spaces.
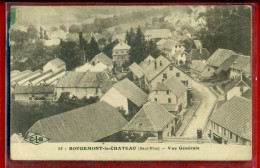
xmin=210 ymin=96 xmax=252 ymax=141
xmin=143 ymin=55 xmax=155 ymax=62
xmin=218 ymin=75 xmax=251 ymax=93
xmin=230 ymin=55 xmax=251 ymax=71
xmin=113 ymin=78 xmax=147 ymax=107
xmin=207 ymin=48 xmax=236 ymax=67
xmin=129 ymin=62 xmax=144 ymax=79
xmin=122 ymin=101 xmax=175 ymax=132
xmin=162 ymin=40 xmax=179 ymax=50
xmin=242 ymin=89 xmax=251 ymax=100
xmin=160 ymin=103 xmax=177 ymax=112
xmin=141 ymin=55 xmax=171 ymax=81
xmin=172 ymin=50 xmax=188 ymax=59
xmin=113 ymin=42 xmax=130 ymax=50
xmin=75 ymin=63 xmax=94 ymax=72
xmin=156 ymin=39 xmax=167 ymax=46
xmin=43 ymin=70 xmax=65 ymax=82
xmin=48 ymin=58 xmax=65 ymax=68
xmin=13 ymin=70 xmax=42 ymax=83
xmin=165 ymin=76 xmax=187 ymax=97
xmin=28 ymin=70 xmax=53 ymax=83
xmin=89 ymin=62 xmax=108 ymax=72
xmin=11 ymin=70 xmax=32 ymax=82
xmin=188 ymin=48 xmax=210 ymax=61
xmin=13 ymin=85 xmax=55 ymax=94
xmin=144 ymin=29 xmax=172 ymax=39
xmin=215 ymin=54 xmax=239 ymax=74
xmin=91 ymin=52 xmax=113 ymax=66
xmin=27 ymin=101 xmax=128 ymax=142
xmin=56 ymin=71 xmax=110 ymax=88
xmin=190 ymin=60 xmax=207 ymax=73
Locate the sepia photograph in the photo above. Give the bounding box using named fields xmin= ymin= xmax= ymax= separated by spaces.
xmin=9 ymin=5 xmax=252 ymax=160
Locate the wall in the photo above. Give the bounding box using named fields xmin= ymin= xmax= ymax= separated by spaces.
xmin=229 ymin=68 xmax=242 ymax=79
xmin=201 ymin=65 xmax=215 ymax=78
xmin=14 ymin=93 xmax=54 ymax=100
xmin=162 ymin=119 xmax=176 ymax=139
xmin=227 ymin=86 xmax=250 ymax=100
xmin=56 ymin=87 xmax=102 ymax=99
xmin=100 ymin=87 xmax=129 ymax=114
xmin=43 ymin=63 xmax=66 ymax=73
xmin=149 ymin=90 xmax=177 ymax=105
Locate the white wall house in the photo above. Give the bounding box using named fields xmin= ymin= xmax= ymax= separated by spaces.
xmin=112 ymin=42 xmax=131 ymax=67
xmin=43 ymin=58 xmax=66 ymax=73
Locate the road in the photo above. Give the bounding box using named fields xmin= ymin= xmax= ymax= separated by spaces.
xmin=181 ymin=79 xmax=217 ymax=138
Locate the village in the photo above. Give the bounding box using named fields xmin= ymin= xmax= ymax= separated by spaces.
xmin=10 ymin=6 xmax=251 ymax=146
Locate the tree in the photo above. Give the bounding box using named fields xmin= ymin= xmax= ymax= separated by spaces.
xmin=59 ymin=40 xmax=83 ymax=70
xmin=145 ymin=40 xmax=162 ymax=59
xmin=68 ymin=24 xmax=81 ymax=34
xmin=27 ymin=25 xmax=38 ymax=39
xmin=198 ymin=6 xmax=251 ymax=55
xmin=59 ymin=24 xmax=67 ymax=32
xmin=102 ymin=39 xmax=119 ymax=58
xmin=85 ymin=37 xmax=100 ymax=61
xmin=125 ymin=27 xmax=135 ymax=47
xmin=44 ymin=30 xmax=48 ymax=40
xmin=129 ymin=26 xmax=146 ymax=64
xmin=39 ymin=26 xmax=43 ymax=39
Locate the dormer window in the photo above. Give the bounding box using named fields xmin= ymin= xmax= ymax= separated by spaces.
xmin=160 ymin=61 xmax=162 ymax=66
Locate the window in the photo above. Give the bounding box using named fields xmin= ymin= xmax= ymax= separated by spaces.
xmin=163 ymin=73 xmax=167 ymax=79
xmin=160 ymin=61 xmax=162 ymax=66
xmin=116 ymin=51 xmax=118 ymax=54
xmin=224 ymin=129 xmax=226 ymax=136
xmin=236 ymin=135 xmax=239 ymax=143
xmin=96 ymin=88 xmax=98 ymax=94
xmin=166 ymin=90 xmax=170 ymax=95
xmin=168 ymin=98 xmax=171 ymax=103
xmin=121 ymin=51 xmax=124 ymax=54
xmin=154 ymin=98 xmax=157 ymax=102
xmin=168 ymin=132 xmax=170 ymax=137
xmin=230 ymin=132 xmax=233 ymax=139
xmin=208 ymin=68 xmax=210 ymax=71
xmin=240 ymin=87 xmax=244 ymax=94
xmin=176 ymin=72 xmax=180 ymax=77
xmin=169 ymin=66 xmax=173 ymax=70
xmin=162 ymin=79 xmax=165 ymax=82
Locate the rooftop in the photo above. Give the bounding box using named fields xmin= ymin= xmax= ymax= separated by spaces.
xmin=144 ymin=29 xmax=172 ymax=39
xmin=210 ymin=96 xmax=252 ymax=141
xmin=91 ymin=52 xmax=113 ymax=66
xmin=190 ymin=60 xmax=207 ymax=73
xmin=129 ymin=62 xmax=144 ymax=79
xmin=141 ymin=55 xmax=171 ymax=82
xmin=217 ymin=75 xmax=251 ymax=93
xmin=188 ymin=48 xmax=210 ymax=61
xmin=47 ymin=58 xmax=65 ymax=68
xmin=113 ymin=42 xmax=130 ymax=50
xmin=56 ymin=71 xmax=110 ymax=88
xmin=113 ymin=78 xmax=147 ymax=107
xmin=122 ymin=101 xmax=175 ymax=132
xmin=207 ymin=48 xmax=236 ymax=67
xmin=13 ymin=85 xmax=55 ymax=94
xmin=27 ymin=101 xmax=128 ymax=142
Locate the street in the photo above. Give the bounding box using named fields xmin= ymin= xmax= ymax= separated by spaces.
xmin=181 ymin=80 xmax=218 ymax=138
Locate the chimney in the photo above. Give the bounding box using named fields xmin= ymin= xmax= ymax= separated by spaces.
xmin=154 ymin=60 xmax=157 ymax=69
xmin=197 ymin=129 xmax=202 ymax=143
xmin=199 ymin=48 xmax=202 ymax=54
xmin=79 ymin=32 xmax=83 ymax=49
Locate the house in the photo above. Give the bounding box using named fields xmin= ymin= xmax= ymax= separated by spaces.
xmin=149 ymin=76 xmax=187 ymax=116
xmin=229 ymin=55 xmax=251 ymax=79
xmin=216 ymin=75 xmax=251 ymax=100
xmin=122 ymin=101 xmax=177 ymax=141
xmin=140 ymin=55 xmax=192 ymax=89
xmin=11 ymin=70 xmax=32 ymax=82
xmin=144 ymin=29 xmax=172 ymax=41
xmin=206 ymin=48 xmax=236 ymax=70
xmin=129 ymin=62 xmax=144 ymax=87
xmin=101 ymin=78 xmax=148 ymax=115
xmin=75 ymin=63 xmax=94 ymax=72
xmin=26 ymin=101 xmax=128 ymax=142
xmin=89 ymin=62 xmax=108 ymax=72
xmin=38 ymin=70 xmax=66 ymax=85
xmin=90 ymin=52 xmax=113 ymax=70
xmin=13 ymin=85 xmax=55 ymax=101
xmin=190 ymin=60 xmax=215 ymax=78
xmin=43 ymin=58 xmax=66 ymax=73
xmin=11 ymin=69 xmax=42 ymax=87
xmin=143 ymin=55 xmax=155 ymax=64
xmin=23 ymin=70 xmax=53 ymax=86
xmin=172 ymin=50 xmax=188 ymax=65
xmin=112 ymin=42 xmax=131 ymax=67
xmin=209 ymin=96 xmax=251 ymax=145
xmin=187 ymin=48 xmax=210 ymax=62
xmin=157 ymin=39 xmax=185 ymax=57
xmin=56 ymin=71 xmax=111 ymax=99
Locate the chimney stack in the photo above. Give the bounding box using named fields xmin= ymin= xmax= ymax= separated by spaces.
xmin=199 ymin=48 xmax=202 ymax=54
xmin=197 ymin=129 xmax=202 ymax=143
